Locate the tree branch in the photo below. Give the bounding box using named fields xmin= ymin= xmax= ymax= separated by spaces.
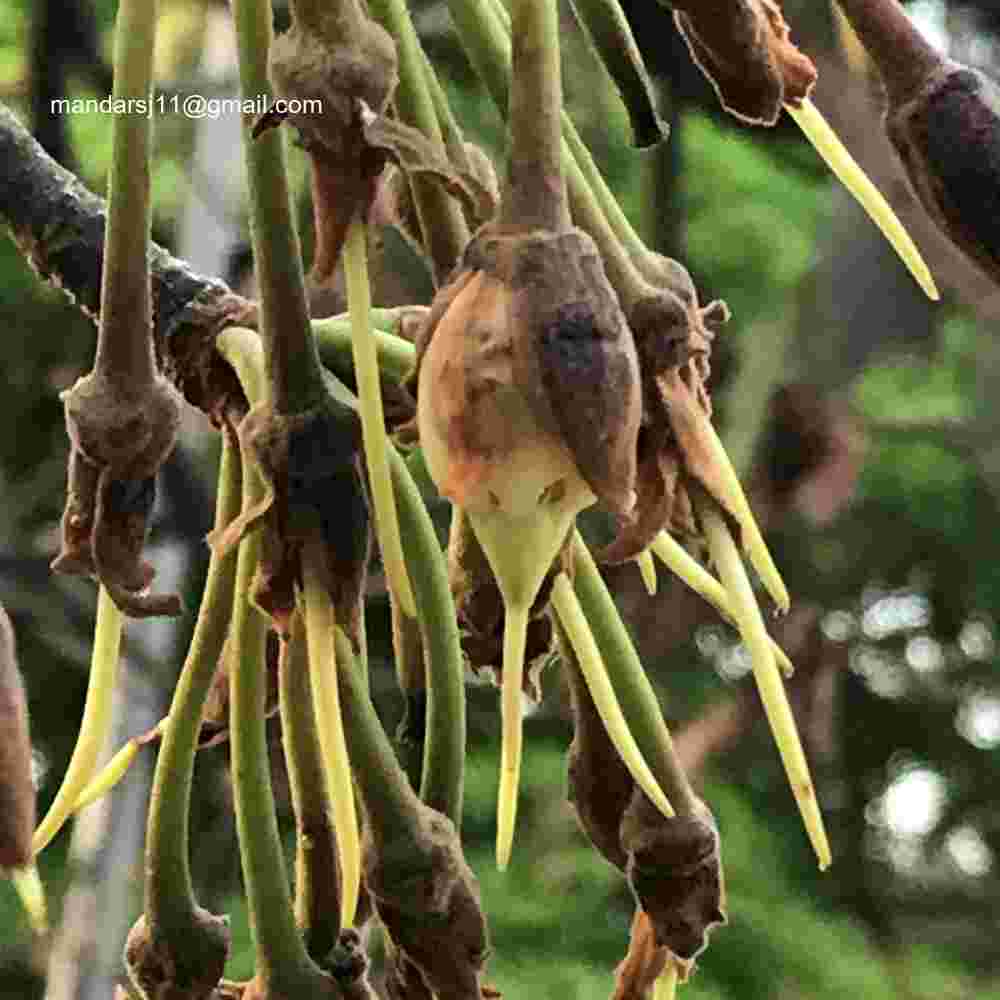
xmin=0 ymin=101 xmax=253 ymax=418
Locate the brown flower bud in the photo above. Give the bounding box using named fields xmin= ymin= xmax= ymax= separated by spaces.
xmin=672 ymin=0 xmax=816 ymax=126
xmin=620 ymin=791 xmax=727 ymax=962
xmin=366 ymin=804 xmax=489 ymax=1000
xmin=53 ymin=372 xmax=183 ymax=617
xmin=416 ymin=223 xmax=641 ymax=522
xmin=836 ymin=0 xmax=1000 ymax=286
xmin=888 ymin=63 xmax=1000 ymax=287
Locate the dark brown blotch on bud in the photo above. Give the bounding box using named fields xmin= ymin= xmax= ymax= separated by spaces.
xmin=365 ymin=805 xmax=489 ymax=1000
xmin=673 ymin=0 xmax=816 ymax=126
xmin=889 ymin=65 xmax=1000 ymax=287
xmin=620 ymin=792 xmax=727 ymax=962
xmin=0 ymin=606 xmax=34 ymax=870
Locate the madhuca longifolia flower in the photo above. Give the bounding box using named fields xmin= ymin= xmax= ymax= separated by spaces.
xmin=416 ymin=222 xmax=641 ymax=527
xmin=415 ymin=221 xmax=642 ymax=868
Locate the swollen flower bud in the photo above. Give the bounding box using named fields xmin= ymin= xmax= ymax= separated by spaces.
xmin=417 ymin=224 xmax=640 ymax=523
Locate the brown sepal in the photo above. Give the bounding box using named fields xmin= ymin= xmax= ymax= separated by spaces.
xmin=210 ymin=401 xmax=370 ymax=645
xmin=612 ymin=910 xmax=692 ymax=1000
xmin=620 ymin=792 xmax=727 ymax=962
xmin=362 ymin=115 xmax=497 ymax=231
xmin=366 ymin=804 xmax=490 ymax=1000
xmin=0 ymin=606 xmax=34 ymax=870
xmin=673 ymin=0 xmax=816 ymax=126
xmin=53 ymin=373 xmax=183 ymax=617
xmin=602 ymin=270 xmax=726 ymax=563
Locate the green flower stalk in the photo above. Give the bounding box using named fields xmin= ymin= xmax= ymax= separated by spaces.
xmin=33 ymin=587 xmax=123 ymax=855
xmin=9 ymin=865 xmax=47 ymax=936
xmin=344 ymin=217 xmax=417 ymax=619
xmin=228 ymin=475 xmax=338 ymax=998
xmin=571 ymin=533 xmax=700 ymax=816
xmin=389 ymin=446 xmax=466 ymax=826
xmin=124 ymin=436 xmax=241 ymax=999
xmin=232 ymin=0 xmax=326 ymax=414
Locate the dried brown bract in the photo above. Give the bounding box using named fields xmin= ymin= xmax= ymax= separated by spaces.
xmin=365 ymin=804 xmax=489 ymax=1000
xmin=672 ymin=0 xmax=816 ymax=125
xmin=620 ymin=792 xmax=726 ymax=963
xmin=211 ymin=401 xmax=370 ymax=645
xmin=0 ymin=606 xmax=34 ymax=871
xmin=601 ymin=262 xmax=730 ymax=565
xmin=52 ymin=372 xmax=183 ymax=617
